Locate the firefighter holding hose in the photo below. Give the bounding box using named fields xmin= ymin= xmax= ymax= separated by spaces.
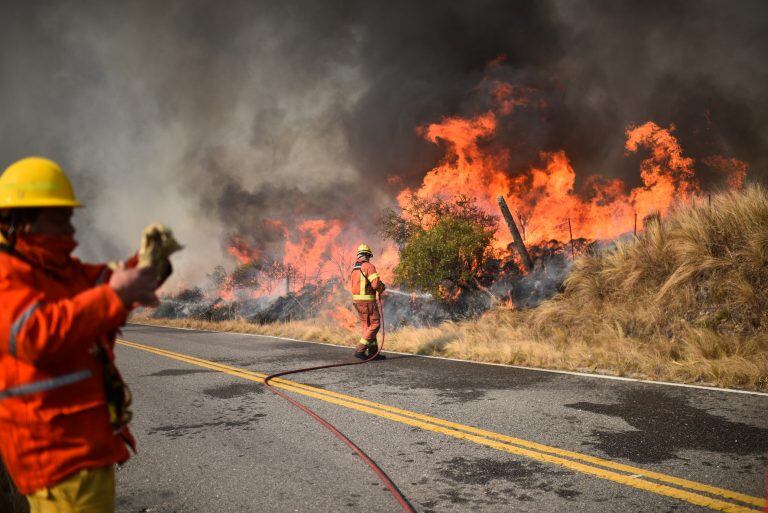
xmin=0 ymin=157 xmax=178 ymax=513
xmin=350 ymin=243 xmax=386 ymax=360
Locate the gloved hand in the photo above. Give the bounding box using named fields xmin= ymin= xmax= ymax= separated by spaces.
xmin=378 ymin=282 xmax=387 ymax=293
xmin=138 ymin=223 xmax=183 ymax=285
xmin=109 ymin=265 xmax=159 ymax=309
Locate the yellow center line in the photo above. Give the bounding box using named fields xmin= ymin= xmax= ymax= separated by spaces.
xmin=117 ymin=338 xmax=765 ymax=513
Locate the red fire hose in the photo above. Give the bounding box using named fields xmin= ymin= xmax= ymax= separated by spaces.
xmin=264 ymin=294 xmax=415 ymax=513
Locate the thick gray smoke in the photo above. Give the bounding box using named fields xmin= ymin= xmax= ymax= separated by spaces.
xmin=347 ymin=0 xmax=768 ymax=188
xmin=0 ymin=0 xmax=365 ymax=283
xmin=1 ymin=0 xmax=766 ymax=287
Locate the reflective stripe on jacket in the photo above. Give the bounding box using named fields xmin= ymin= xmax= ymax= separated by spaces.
xmin=349 ymin=259 xmax=382 ymax=302
xmin=0 ymin=247 xmax=130 ymax=494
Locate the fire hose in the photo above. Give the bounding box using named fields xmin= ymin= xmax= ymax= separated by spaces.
xmin=263 ymin=294 xmax=416 ymax=513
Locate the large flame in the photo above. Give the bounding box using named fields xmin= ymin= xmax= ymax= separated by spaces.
xmin=217 ymin=75 xmax=748 ymax=300
xmin=397 ymin=104 xmax=746 ymax=245
xmin=283 ymin=219 xmax=343 ymax=284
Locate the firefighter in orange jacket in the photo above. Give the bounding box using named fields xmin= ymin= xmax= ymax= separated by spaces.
xmin=350 ymin=243 xmax=386 ymax=360
xmin=0 ymin=157 xmax=160 ymax=513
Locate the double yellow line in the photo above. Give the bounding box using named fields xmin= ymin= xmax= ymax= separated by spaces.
xmin=118 ymin=338 xmax=765 ymax=513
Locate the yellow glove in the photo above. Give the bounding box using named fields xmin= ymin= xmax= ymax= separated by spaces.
xmin=139 ymin=223 xmax=183 ymax=284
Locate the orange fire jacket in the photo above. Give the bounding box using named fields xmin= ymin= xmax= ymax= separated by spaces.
xmin=0 ymin=240 xmax=132 ymax=494
xmin=349 ymin=258 xmax=384 ymax=302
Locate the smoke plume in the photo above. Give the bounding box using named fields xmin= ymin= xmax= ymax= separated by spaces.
xmin=1 ymin=0 xmax=766 ymax=286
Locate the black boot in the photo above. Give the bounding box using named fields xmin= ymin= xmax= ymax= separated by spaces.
xmin=366 ymin=344 xmax=386 ymax=360
xmin=353 ymin=343 xmax=368 ymax=360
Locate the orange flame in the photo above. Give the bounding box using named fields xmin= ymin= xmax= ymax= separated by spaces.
xmin=399 ymin=111 xmax=509 ymax=213
xmin=212 ymin=75 xmax=748 ymax=307
xmin=329 ymin=305 xmax=358 ymax=331
xmin=397 ymin=85 xmax=743 ymax=248
xmin=283 ymin=219 xmax=343 ymax=281
xmin=227 ymin=235 xmax=260 ymax=265
xmin=703 ymin=155 xmax=749 ymax=189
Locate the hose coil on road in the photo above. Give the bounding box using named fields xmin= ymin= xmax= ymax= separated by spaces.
xmin=263 ymin=295 xmax=416 ymax=513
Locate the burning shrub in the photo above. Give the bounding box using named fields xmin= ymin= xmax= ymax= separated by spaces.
xmin=382 ymin=195 xmax=497 ymax=301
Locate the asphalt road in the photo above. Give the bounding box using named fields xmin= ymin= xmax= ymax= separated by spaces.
xmin=113 ymin=324 xmax=767 ymax=513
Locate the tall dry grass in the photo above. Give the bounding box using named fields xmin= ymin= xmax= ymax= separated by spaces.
xmin=136 ymin=186 xmax=768 ymax=391
xmin=529 ymin=185 xmax=768 ymax=389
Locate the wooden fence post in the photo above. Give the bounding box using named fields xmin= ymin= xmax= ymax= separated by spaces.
xmin=497 ymin=196 xmax=533 ymax=272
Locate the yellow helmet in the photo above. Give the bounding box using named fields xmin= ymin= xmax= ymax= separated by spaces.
xmin=0 ymin=157 xmax=83 ymax=209
xmin=357 ymin=243 xmax=373 ymax=257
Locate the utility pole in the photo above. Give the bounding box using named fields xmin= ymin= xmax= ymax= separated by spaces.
xmin=497 ymin=196 xmax=533 ymax=272
xmin=568 ymin=217 xmax=575 ymax=260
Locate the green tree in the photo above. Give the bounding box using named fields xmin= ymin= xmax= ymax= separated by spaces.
xmin=382 ymin=195 xmax=496 ymax=300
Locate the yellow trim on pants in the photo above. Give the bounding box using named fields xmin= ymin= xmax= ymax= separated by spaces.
xmin=27 ymin=466 xmax=115 ymax=513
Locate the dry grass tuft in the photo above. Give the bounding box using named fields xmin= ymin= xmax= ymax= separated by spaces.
xmin=135 ymin=186 xmax=768 ymax=391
